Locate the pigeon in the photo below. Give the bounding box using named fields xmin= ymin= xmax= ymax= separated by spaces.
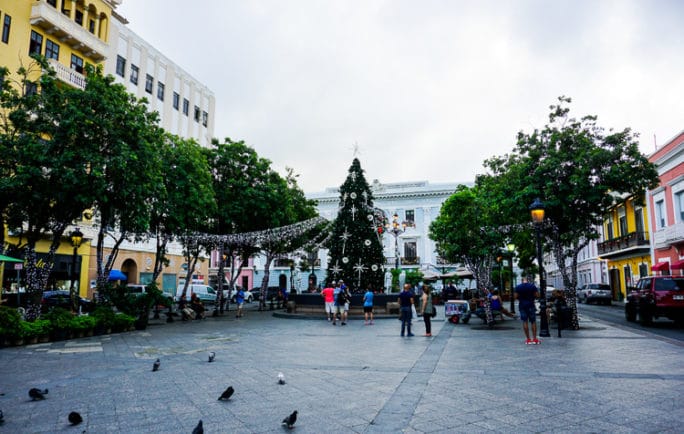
xmin=282 ymin=410 xmax=297 ymax=429
xmin=208 ymin=352 xmax=215 ymax=363
xmin=218 ymin=386 xmax=234 ymax=401
xmin=152 ymin=358 xmax=161 ymax=372
xmin=192 ymin=419 xmax=204 ymax=434
xmin=277 ymin=372 xmax=286 ymax=385
xmin=29 ymin=388 xmax=48 ymax=401
xmin=68 ymin=411 xmax=83 ymax=425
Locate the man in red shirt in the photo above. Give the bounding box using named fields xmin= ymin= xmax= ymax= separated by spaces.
xmin=321 ymin=282 xmax=336 ymax=322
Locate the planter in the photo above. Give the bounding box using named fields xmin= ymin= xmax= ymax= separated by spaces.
xmin=11 ymin=337 xmax=24 ymax=346
xmin=52 ymin=329 xmax=69 ymax=341
xmin=133 ymin=319 xmax=147 ymax=330
xmin=25 ymin=336 xmax=38 ymax=345
xmin=38 ymin=334 xmax=50 ymax=343
xmin=85 ymin=328 xmax=94 ymax=337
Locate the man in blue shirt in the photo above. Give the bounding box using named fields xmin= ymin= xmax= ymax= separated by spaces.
xmin=397 ymin=284 xmax=415 ymax=337
xmin=515 ymin=277 xmax=540 ymax=345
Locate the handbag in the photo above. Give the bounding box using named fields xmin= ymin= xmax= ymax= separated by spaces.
xmin=431 ymin=306 xmax=437 ymax=318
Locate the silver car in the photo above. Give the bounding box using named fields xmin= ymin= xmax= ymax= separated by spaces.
xmin=577 ymin=283 xmax=612 ymax=305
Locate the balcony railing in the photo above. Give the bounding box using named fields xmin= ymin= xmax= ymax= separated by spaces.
xmin=597 ymin=231 xmax=649 ymax=255
xmin=385 ymin=257 xmax=421 ymax=266
xmin=653 ymin=222 xmax=684 ymax=248
xmin=47 ymin=58 xmax=86 ymax=90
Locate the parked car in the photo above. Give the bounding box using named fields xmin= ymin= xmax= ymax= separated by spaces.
xmin=175 ymin=284 xmax=225 ymax=304
xmin=250 ymin=286 xmax=281 ymax=302
xmin=229 ymin=288 xmax=254 ymax=303
xmin=41 ymin=290 xmax=93 ymax=313
xmin=577 ymin=283 xmax=612 ymax=305
xmin=625 ymin=276 xmax=684 ymax=325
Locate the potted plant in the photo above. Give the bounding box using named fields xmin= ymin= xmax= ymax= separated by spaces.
xmin=19 ymin=319 xmax=52 ymax=345
xmin=0 ymin=306 xmax=22 ymax=346
xmin=92 ymin=306 xmax=116 ymax=335
xmin=69 ymin=316 xmax=97 ymax=338
xmin=43 ymin=307 xmax=75 ymax=341
xmin=112 ymin=313 xmax=135 ymax=333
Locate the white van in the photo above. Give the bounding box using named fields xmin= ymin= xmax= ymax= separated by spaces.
xmin=175 ymin=284 xmax=228 ymax=304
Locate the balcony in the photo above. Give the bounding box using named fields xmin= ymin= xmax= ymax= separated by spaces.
xmin=653 ymin=222 xmax=684 ymax=248
xmin=597 ymin=231 xmax=649 ymax=256
xmin=47 ymin=58 xmax=85 ymax=90
xmin=30 ymin=1 xmax=108 ymax=62
xmin=385 ymin=257 xmax=421 ymax=266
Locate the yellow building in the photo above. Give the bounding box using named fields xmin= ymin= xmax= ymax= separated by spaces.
xmin=597 ymin=194 xmax=651 ymax=300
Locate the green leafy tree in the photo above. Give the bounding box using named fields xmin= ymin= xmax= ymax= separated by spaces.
xmin=483 ymin=97 xmax=659 ymax=329
xmin=429 ymin=184 xmax=507 ymax=324
xmin=325 ymin=158 xmax=385 ymax=292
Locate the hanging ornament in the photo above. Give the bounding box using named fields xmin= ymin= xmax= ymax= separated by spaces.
xmin=330 ymin=260 xmax=342 ymax=275
xmin=350 ymin=192 xmax=357 ymax=199
xmin=364 ymin=239 xmax=371 ymax=246
xmin=350 ymin=205 xmax=357 ymax=220
xmin=371 ymin=264 xmax=378 ymax=271
xmin=350 ymin=171 xmax=357 ymax=182
xmin=342 ymin=257 xmax=349 ymax=264
xmin=377 ymin=226 xmax=384 ymax=234
xmin=367 ymin=214 xmax=373 ymax=221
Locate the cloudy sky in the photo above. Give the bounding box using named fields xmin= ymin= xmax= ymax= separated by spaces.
xmin=117 ymin=0 xmax=684 ymax=193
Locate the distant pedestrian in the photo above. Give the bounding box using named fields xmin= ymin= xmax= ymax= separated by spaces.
xmin=443 ymin=281 xmax=457 ymax=301
xmin=515 ymin=277 xmax=540 ymax=345
xmin=337 ymin=286 xmax=350 ymax=326
xmin=398 ymin=284 xmax=415 ymax=337
xmin=235 ymin=287 xmax=245 ymax=318
xmin=363 ymin=286 xmax=374 ymax=325
xmin=321 ymin=283 xmax=335 ymax=322
xmin=333 ymin=281 xmax=343 ymax=325
xmin=420 ymin=284 xmax=433 ymax=336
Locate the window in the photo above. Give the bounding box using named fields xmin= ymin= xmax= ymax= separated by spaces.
xmin=157 ymin=82 xmax=165 ymax=101
xmin=1 ymin=15 xmax=9 ymax=44
xmin=70 ymin=54 xmax=84 ymax=74
xmin=130 ymin=64 xmax=139 ymax=85
xmin=47 ymin=0 xmax=57 ymax=6
xmin=45 ymin=39 xmax=59 ymax=60
xmin=144 ymin=74 xmax=153 ymax=94
xmin=655 ymin=199 xmax=666 ymax=229
xmin=202 ymin=111 xmax=208 ymax=127
xmin=619 ymin=215 xmax=627 ymax=237
xmin=405 ymin=209 xmax=415 ymax=224
xmin=676 ymin=191 xmax=684 ymax=223
xmin=635 ymin=208 xmax=644 ymax=234
xmin=89 ymin=19 xmax=95 ymax=34
xmin=172 ymin=92 xmax=180 ymax=110
xmin=605 ymin=221 xmax=614 ymax=240
xmin=404 ymin=241 xmax=417 ymax=261
xmin=74 ymin=9 xmax=83 ymax=26
xmin=194 ymin=106 xmax=200 ymax=122
xmin=182 ymin=98 xmax=189 ymax=115
xmin=29 ymin=30 xmax=43 ymax=56
xmin=115 ymin=55 xmax=126 ymax=77
xmin=25 ymin=82 xmax=37 ymax=96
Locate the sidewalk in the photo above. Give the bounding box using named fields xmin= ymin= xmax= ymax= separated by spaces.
xmin=0 ymin=307 xmax=682 ymax=433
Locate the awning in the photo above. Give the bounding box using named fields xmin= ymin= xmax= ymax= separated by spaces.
xmin=108 ymin=269 xmax=127 ymax=281
xmin=651 ymin=262 xmax=670 ymax=272
xmin=0 ymin=254 xmax=23 ymax=262
xmin=671 ymin=260 xmax=684 ymax=270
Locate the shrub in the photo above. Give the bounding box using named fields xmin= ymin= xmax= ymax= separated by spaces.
xmin=19 ymin=319 xmax=52 ymax=339
xmin=91 ymin=306 xmax=116 ymax=329
xmin=69 ymin=315 xmax=96 ymax=332
xmin=0 ymin=305 xmax=22 ymax=338
xmin=112 ymin=313 xmax=135 ymax=332
xmin=43 ymin=307 xmax=75 ymax=331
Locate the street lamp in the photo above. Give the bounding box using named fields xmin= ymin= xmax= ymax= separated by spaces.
xmin=386 ymin=213 xmax=407 ymax=270
xmin=530 ymin=198 xmax=550 ymax=338
xmin=507 ymin=243 xmax=515 ymax=314
xmin=69 ymin=227 xmax=83 ymax=312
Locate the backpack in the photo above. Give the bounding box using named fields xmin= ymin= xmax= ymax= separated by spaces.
xmin=337 ymin=290 xmax=347 ymax=305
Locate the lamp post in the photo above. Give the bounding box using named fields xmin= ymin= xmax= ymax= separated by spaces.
xmin=507 ymin=243 xmax=515 ymax=314
xmin=69 ymin=227 xmax=83 ymax=313
xmin=530 ymin=198 xmax=550 ymax=338
xmin=386 ymin=213 xmax=407 ymax=270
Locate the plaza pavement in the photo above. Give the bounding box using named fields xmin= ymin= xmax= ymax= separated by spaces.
xmin=0 ymin=304 xmax=682 ymax=434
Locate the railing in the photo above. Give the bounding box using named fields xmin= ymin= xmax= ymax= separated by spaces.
xmin=385 ymin=257 xmax=420 ymax=266
xmin=597 ymin=231 xmax=649 ymax=255
xmin=47 ymin=58 xmax=86 ymax=90
xmin=653 ymin=222 xmax=684 ymax=247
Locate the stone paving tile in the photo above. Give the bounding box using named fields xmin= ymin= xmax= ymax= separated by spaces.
xmin=0 ymin=308 xmax=683 ymax=433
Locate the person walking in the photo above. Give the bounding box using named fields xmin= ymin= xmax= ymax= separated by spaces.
xmin=337 ymin=285 xmax=350 ymax=326
xmin=515 ymin=276 xmax=540 ymax=344
xmin=398 ymin=283 xmax=415 ymax=337
xmin=332 ymin=281 xmax=343 ymax=325
xmin=321 ymin=283 xmax=335 ymax=322
xmin=235 ymin=287 xmax=245 ymax=318
xmin=363 ymin=286 xmax=374 ymax=325
xmin=420 ymin=284 xmax=433 ymax=336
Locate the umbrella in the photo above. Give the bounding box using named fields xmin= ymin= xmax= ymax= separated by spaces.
xmin=0 ymin=254 xmax=23 ymax=263
xmin=108 ymin=269 xmax=127 ymax=281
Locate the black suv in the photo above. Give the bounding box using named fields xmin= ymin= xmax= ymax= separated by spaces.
xmin=625 ymin=276 xmax=684 ymax=325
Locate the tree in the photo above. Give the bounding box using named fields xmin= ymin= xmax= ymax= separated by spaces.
xmin=325 ymin=158 xmax=385 ymax=292
xmin=148 ymin=135 xmax=215 ymax=286
xmin=429 ymin=184 xmax=507 ymax=325
xmin=0 ymin=58 xmax=99 ymax=318
xmin=483 ymin=97 xmax=659 ymax=329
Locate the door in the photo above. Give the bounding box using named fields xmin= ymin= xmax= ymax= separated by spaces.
xmin=608 ymin=268 xmax=621 ymax=301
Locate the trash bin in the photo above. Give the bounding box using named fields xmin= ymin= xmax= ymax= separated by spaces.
xmin=559 ymin=306 xmax=572 ymax=330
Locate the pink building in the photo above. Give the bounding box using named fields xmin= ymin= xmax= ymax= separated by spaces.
xmin=648 ymin=131 xmax=684 ymax=275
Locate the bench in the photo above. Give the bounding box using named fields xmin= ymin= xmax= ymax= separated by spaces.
xmin=291 ymin=293 xmax=399 ymax=315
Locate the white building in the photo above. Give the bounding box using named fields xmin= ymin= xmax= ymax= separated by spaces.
xmin=105 ymin=11 xmax=215 ymax=147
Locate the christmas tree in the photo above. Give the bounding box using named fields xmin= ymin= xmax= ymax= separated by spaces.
xmin=325 ymin=158 xmax=386 ymax=291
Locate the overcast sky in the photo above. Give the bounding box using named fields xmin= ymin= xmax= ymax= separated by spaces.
xmin=117 ymin=0 xmax=684 ymax=193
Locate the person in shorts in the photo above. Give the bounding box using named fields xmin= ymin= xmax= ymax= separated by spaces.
xmin=515 ymin=277 xmax=540 ymax=344
xmin=336 ymin=286 xmax=350 ymax=326
xmin=321 ymin=282 xmax=335 ymax=322
xmin=363 ymin=286 xmax=374 ymax=325
xmin=235 ymin=287 xmax=245 ymax=318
